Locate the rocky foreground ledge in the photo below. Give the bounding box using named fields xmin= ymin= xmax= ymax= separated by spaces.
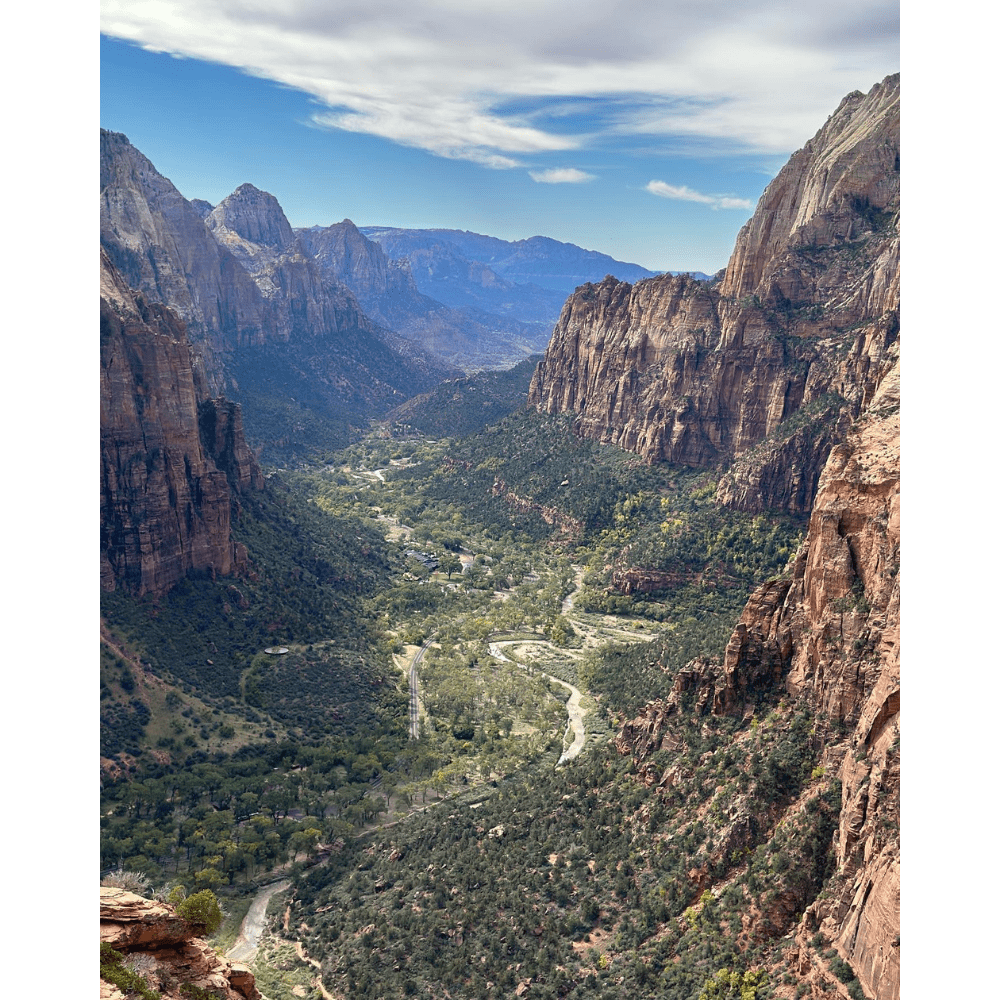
xmin=100 ymin=888 xmax=259 ymax=1000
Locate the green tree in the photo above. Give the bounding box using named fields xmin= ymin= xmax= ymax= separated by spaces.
xmin=698 ymin=967 xmax=769 ymax=1000
xmin=176 ymin=889 xmax=224 ymax=935
xmin=439 ymin=553 xmax=462 ymax=579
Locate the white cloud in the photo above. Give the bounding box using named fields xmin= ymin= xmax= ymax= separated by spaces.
xmin=100 ymin=0 xmax=898 ymax=166
xmin=529 ymin=168 xmax=596 ymax=184
xmin=646 ymin=181 xmax=753 ymax=211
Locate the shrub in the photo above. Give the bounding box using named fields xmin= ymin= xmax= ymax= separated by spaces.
xmin=101 ymin=869 xmax=151 ymax=895
xmin=176 ymin=889 xmax=224 ymax=935
xmin=180 ymin=984 xmax=227 ymax=999
xmin=828 ymin=955 xmax=855 ymax=984
xmin=99 ymin=943 xmax=158 ymax=1000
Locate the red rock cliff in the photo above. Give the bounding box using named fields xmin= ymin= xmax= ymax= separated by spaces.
xmin=101 ymin=248 xmax=263 ymax=597
xmin=530 ymin=75 xmax=899 ymax=516
xmin=100 ymin=888 xmax=260 ymax=1000
xmin=600 ymin=75 xmax=900 ymax=1000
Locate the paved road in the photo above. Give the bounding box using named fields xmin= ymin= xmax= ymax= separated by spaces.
xmin=408 ymin=639 xmax=432 ymax=739
xmin=561 ymin=564 xmax=585 ymax=616
xmin=226 ymin=879 xmax=291 ymax=963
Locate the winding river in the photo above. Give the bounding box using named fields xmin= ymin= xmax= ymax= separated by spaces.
xmin=486 ymin=640 xmax=587 ymax=765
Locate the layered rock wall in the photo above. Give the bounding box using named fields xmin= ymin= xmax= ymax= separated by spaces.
xmin=205 ymin=185 xmax=376 ymax=344
xmin=101 ymin=132 xmax=457 ymax=417
xmin=100 ymin=248 xmax=262 ymax=597
xmin=101 ymin=888 xmax=260 ymax=1000
xmin=603 ymin=76 xmax=900 ymax=1000
xmin=100 ymin=130 xmax=270 ymax=382
xmin=530 ymin=75 xmax=899 ymax=517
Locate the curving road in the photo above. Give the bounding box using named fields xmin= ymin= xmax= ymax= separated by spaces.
xmin=226 ymin=879 xmax=291 ymax=963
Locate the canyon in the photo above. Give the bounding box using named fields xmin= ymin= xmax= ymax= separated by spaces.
xmin=100 ymin=74 xmax=900 ymax=1000
xmin=529 ymin=75 xmax=899 ymax=520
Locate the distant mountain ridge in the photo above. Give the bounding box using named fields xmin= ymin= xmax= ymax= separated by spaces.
xmin=359 ymin=227 xmax=664 ymax=351
xmin=361 ymin=227 xmax=661 ymax=293
xmin=297 ymin=219 xmax=549 ymax=369
xmin=101 ymin=130 xmax=457 ymax=450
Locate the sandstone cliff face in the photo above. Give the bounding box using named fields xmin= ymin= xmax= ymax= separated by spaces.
xmin=614 ymin=356 xmax=899 ymax=999
xmin=102 ymin=133 xmax=457 ymax=421
xmin=205 ymin=184 xmax=372 ymax=343
xmin=782 ymin=365 xmax=900 ymax=1000
xmin=298 ymin=218 xmax=423 ymax=321
xmin=602 ymin=76 xmax=899 ymax=1000
xmin=101 ymin=248 xmax=263 ymax=597
xmin=202 ymin=182 xmax=457 ymax=407
xmin=101 ymin=130 xmax=269 ymax=383
xmin=101 ymin=888 xmax=259 ymax=1000
xmin=530 ymin=75 xmax=899 ymax=518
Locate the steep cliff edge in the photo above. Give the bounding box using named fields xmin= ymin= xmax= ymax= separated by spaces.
xmin=101 ymin=132 xmax=457 ymax=438
xmin=782 ymin=363 xmax=899 ymax=1000
xmin=530 ymin=75 xmax=899 ymax=517
xmin=613 ymin=355 xmax=899 ymax=999
xmin=599 ymin=75 xmax=899 ymax=1000
xmin=101 ymin=888 xmax=260 ymax=1000
xmin=101 ymin=130 xmax=269 ymax=384
xmin=101 ymin=247 xmax=263 ymax=597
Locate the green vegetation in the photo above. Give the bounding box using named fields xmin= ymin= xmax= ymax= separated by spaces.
xmin=100 ymin=943 xmax=160 ymax=1000
xmin=252 ymin=938 xmax=323 ymax=1000
xmin=231 ymin=385 xmax=355 ymax=465
xmin=101 ymin=482 xmax=393 ymax=709
xmin=387 ymin=355 xmax=541 ymax=437
xmin=101 ymin=404 xmax=850 ymax=1000
xmin=290 ymin=702 xmax=839 ymax=999
xmin=175 ymin=889 xmax=224 ymax=934
xmin=697 ymin=967 xmax=769 ymax=1000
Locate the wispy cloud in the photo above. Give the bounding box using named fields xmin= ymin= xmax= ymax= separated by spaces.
xmin=646 ymin=181 xmax=753 ymax=211
xmin=529 ymin=168 xmax=596 ymax=184
xmin=100 ymin=1 xmax=898 ymax=167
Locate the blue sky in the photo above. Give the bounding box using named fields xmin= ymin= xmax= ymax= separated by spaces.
xmin=100 ymin=2 xmax=898 ymax=273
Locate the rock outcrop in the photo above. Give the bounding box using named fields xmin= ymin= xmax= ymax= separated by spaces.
xmin=615 ymin=350 xmax=899 ymax=999
xmin=781 ymin=364 xmax=900 ymax=1000
xmin=101 ymin=130 xmax=270 ymax=383
xmin=100 ymin=888 xmax=260 ymax=1000
xmin=204 ymin=184 xmax=367 ymax=343
xmin=100 ymin=247 xmax=263 ymax=597
xmin=530 ymin=75 xmax=899 ymax=518
xmin=614 ymin=356 xmax=898 ymax=998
